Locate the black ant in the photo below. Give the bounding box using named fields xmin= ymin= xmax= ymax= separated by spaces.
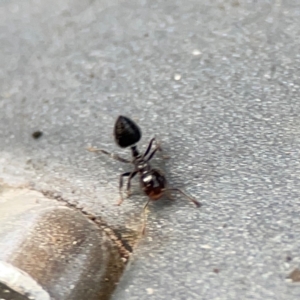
xmin=88 ymin=115 xmax=201 ymax=233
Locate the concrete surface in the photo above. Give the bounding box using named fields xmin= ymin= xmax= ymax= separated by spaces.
xmin=1 ymin=0 xmax=300 ymax=299
xmin=0 ymin=187 xmax=111 ymax=300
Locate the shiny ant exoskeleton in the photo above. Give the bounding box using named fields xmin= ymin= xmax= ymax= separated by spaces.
xmin=88 ymin=115 xmax=201 ymax=233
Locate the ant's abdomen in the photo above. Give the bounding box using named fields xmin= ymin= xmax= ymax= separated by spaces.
xmin=114 ymin=116 xmax=141 ymax=148
xmin=141 ymin=169 xmax=167 ymax=200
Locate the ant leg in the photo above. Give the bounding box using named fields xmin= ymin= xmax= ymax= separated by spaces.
xmin=146 ymin=146 xmax=160 ymax=162
xmin=144 ymin=139 xmax=170 ymax=161
xmin=141 ymin=198 xmax=151 ymax=235
xmin=116 ymin=172 xmax=131 ymax=206
xmin=164 ymin=188 xmax=201 ymax=207
xmin=126 ymin=171 xmax=138 ymax=197
xmin=87 ymin=147 xmax=131 ymax=163
xmin=142 ymin=138 xmax=157 ymax=158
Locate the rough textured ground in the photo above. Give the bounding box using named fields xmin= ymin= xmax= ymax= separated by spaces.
xmin=1 ymin=0 xmax=300 ymax=299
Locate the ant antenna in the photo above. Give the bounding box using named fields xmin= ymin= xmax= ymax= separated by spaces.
xmin=165 ymin=188 xmax=201 ymax=207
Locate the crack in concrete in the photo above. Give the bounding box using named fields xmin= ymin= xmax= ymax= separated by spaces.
xmin=37 ymin=189 xmax=135 ymax=261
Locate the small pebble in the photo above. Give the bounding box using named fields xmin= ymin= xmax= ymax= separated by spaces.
xmin=146 ymin=288 xmax=154 ymax=295
xmin=192 ymin=49 xmax=201 ymax=56
xmin=174 ymin=74 xmax=181 ymax=81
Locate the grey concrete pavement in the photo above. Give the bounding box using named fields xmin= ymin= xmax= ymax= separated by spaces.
xmin=1 ymin=0 xmax=300 ymax=299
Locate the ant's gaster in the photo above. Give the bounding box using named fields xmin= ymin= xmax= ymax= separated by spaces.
xmin=88 ymin=115 xmax=201 ymax=233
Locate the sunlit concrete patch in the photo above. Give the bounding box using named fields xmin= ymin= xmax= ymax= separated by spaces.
xmin=0 ymin=187 xmax=111 ymax=300
xmin=0 ymin=262 xmax=50 ymax=300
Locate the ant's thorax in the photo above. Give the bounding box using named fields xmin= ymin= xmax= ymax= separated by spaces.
xmin=131 ymin=146 xmax=152 ymax=175
xmin=134 ymin=158 xmax=151 ymax=175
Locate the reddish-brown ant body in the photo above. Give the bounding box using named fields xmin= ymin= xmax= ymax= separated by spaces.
xmin=88 ymin=115 xmax=200 ymax=233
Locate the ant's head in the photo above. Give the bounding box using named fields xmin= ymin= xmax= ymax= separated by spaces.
xmin=114 ymin=115 xmax=141 ymax=148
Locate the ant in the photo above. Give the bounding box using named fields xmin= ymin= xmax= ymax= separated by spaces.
xmin=88 ymin=115 xmax=201 ymax=233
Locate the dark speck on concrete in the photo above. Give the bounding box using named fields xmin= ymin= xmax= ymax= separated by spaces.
xmin=286 ymin=256 xmax=292 ymax=262
xmin=32 ymin=131 xmax=43 ymax=139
